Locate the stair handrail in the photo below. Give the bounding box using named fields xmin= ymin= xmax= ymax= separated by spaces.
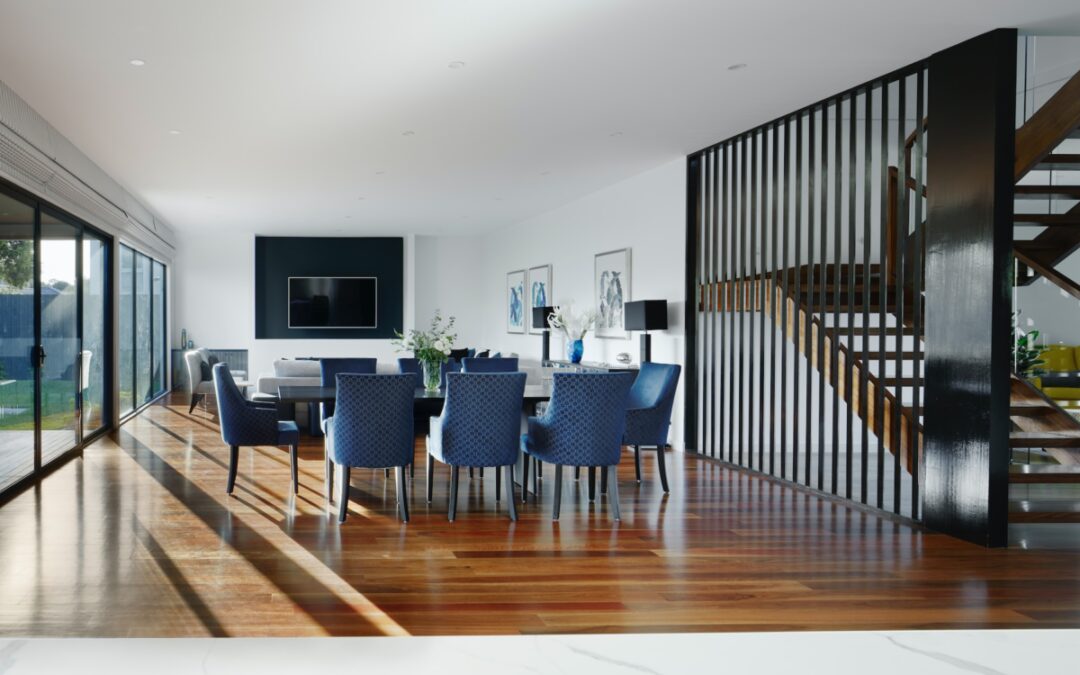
xmin=1015 ymin=67 xmax=1080 ymax=181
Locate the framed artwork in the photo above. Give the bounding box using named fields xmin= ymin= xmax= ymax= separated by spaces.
xmin=506 ymin=269 xmax=526 ymax=334
xmin=527 ymin=264 xmax=553 ymax=334
xmin=594 ymin=248 xmax=631 ymax=338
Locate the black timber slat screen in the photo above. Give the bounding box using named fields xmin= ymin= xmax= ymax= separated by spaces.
xmin=686 ymin=63 xmax=929 ymax=520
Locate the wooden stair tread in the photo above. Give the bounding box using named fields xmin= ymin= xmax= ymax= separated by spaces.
xmin=1032 ymin=154 xmax=1080 ymax=172
xmin=1010 ymin=464 xmax=1080 ymax=483
xmin=1010 ymin=401 xmax=1057 ymax=416
xmin=1008 ymin=501 xmax=1080 ymax=523
xmin=1014 ymin=185 xmax=1080 ymax=200
xmin=1009 ymin=430 xmax=1080 ymax=448
xmin=1013 ymin=213 xmax=1080 ymax=227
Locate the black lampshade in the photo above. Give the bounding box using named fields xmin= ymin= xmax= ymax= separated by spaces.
xmin=624 ymin=300 xmax=668 ymax=331
xmin=532 ymin=306 xmax=555 ymax=329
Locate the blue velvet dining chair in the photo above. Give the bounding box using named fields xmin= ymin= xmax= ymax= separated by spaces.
xmin=426 ymin=372 xmax=526 ymax=521
xmin=319 ymin=358 xmax=378 ymax=488
xmin=397 ymin=357 xmax=422 ymax=388
xmin=440 ymin=359 xmax=462 ymax=386
xmin=324 ymin=374 xmax=416 ymax=523
xmin=621 ymin=362 xmax=681 ymax=493
xmin=520 ymin=372 xmax=634 ymax=521
xmin=212 ymin=363 xmax=300 ymax=496
xmin=461 ymin=357 xmax=519 ymax=373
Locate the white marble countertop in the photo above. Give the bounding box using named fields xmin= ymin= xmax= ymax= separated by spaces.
xmin=1 ymin=630 xmax=1076 ymax=674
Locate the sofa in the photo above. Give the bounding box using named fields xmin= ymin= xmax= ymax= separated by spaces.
xmin=1032 ymin=344 xmax=1080 ymax=404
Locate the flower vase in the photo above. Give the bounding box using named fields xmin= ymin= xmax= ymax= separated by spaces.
xmin=568 ymin=339 xmax=584 ymax=364
xmin=422 ymin=360 xmax=442 ymax=391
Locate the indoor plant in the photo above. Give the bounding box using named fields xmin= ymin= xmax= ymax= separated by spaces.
xmin=548 ymin=304 xmax=597 ymax=364
xmin=393 ymin=310 xmax=458 ymax=391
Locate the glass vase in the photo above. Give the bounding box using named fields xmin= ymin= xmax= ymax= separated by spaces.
xmin=568 ymin=339 xmax=584 ymax=364
xmin=422 ymin=359 xmax=442 ymax=391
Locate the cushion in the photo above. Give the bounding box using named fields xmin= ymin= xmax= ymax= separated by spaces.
xmin=1041 ymin=345 xmax=1076 ymax=373
xmin=449 ymin=348 xmax=471 ymax=361
xmin=475 ymin=350 xmax=490 ymax=358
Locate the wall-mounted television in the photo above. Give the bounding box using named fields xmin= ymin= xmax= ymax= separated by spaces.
xmin=288 ymin=277 xmax=377 ymax=329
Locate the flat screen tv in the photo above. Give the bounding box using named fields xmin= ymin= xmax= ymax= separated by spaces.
xmin=288 ymin=277 xmax=377 ymax=329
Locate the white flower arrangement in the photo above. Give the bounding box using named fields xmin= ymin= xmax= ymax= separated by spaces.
xmin=393 ymin=310 xmax=457 ymax=363
xmin=548 ymin=303 xmax=597 ymax=341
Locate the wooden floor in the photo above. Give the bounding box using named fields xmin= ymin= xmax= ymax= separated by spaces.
xmin=2 ymin=395 xmax=1080 ymax=637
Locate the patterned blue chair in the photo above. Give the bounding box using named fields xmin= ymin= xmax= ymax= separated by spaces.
xmin=461 ymin=357 xmax=519 ymax=373
xmin=212 ymin=363 xmax=300 ymax=496
xmin=426 ymin=372 xmax=526 ymax=521
xmin=325 ymin=374 xmax=416 ymax=523
xmin=319 ymin=358 xmax=378 ymax=489
xmin=621 ymin=362 xmax=681 ymax=493
xmin=440 ymin=359 xmax=462 ymax=386
xmin=520 ymin=372 xmax=634 ymax=520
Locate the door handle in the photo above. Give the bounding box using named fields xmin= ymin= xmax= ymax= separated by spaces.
xmin=31 ymin=345 xmax=46 ymax=367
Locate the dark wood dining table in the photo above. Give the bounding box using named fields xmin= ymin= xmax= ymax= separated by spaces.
xmin=276 ymin=383 xmax=554 ymax=407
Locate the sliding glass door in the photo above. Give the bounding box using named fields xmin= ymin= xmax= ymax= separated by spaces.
xmin=118 ymin=244 xmax=167 ymax=418
xmin=0 ymin=183 xmax=111 ymax=494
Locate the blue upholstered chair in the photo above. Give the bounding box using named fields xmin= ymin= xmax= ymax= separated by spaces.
xmin=426 ymin=372 xmax=526 ymax=521
xmin=622 ymin=362 xmax=681 ymax=493
xmin=319 ymin=358 xmax=376 ymax=422
xmin=212 ymin=363 xmax=300 ymax=496
xmin=461 ymin=357 xmax=519 ymax=373
xmin=440 ymin=359 xmax=462 ymax=387
xmin=520 ymin=372 xmax=634 ymax=520
xmin=397 ymin=357 xmax=422 ymax=388
xmin=324 ymin=374 xmax=416 ymax=523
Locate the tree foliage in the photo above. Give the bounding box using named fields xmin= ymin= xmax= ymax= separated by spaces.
xmin=0 ymin=240 xmax=32 ymax=290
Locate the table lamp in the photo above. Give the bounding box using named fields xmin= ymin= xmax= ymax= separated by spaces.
xmin=532 ymin=306 xmax=555 ymax=364
xmin=624 ymin=300 xmax=668 ymax=363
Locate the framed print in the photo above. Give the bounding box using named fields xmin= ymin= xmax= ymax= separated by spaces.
xmin=506 ymin=269 xmax=526 ymax=334
xmin=527 ymin=264 xmax=553 ymax=334
xmin=594 ymin=248 xmax=631 ymax=338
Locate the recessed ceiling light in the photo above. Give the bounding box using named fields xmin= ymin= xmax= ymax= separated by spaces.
xmin=167 ymin=129 xmax=181 ymax=135
xmin=540 ymin=171 xmax=551 ymax=176
xmin=727 ymin=63 xmax=748 ymax=71
xmin=610 ymin=131 xmax=624 ymax=137
xmin=129 ymin=58 xmax=146 ymax=67
xmin=448 ymin=61 xmax=466 ymax=70
xmin=357 ymin=196 xmax=365 ymax=200
xmin=375 ymin=170 xmax=385 ymax=175
xmin=402 ymin=130 xmax=415 ymax=137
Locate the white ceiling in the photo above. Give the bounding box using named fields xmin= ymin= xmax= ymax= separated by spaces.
xmin=1 ymin=0 xmax=1080 ymax=237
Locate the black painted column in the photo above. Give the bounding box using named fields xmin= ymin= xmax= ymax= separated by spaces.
xmin=684 ymin=155 xmax=701 ymax=453
xmin=923 ymin=28 xmax=1016 ymax=547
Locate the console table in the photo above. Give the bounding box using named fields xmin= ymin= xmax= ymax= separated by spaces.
xmin=544 ymin=359 xmax=639 ymax=373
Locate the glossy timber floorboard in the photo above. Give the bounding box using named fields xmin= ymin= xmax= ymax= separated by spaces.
xmin=1 ymin=395 xmax=1080 ymax=637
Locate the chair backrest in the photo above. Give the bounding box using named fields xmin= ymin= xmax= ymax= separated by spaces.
xmin=440 ymin=359 xmax=462 ymax=387
xmin=629 ymin=362 xmax=681 ymax=411
xmin=329 ymin=374 xmax=416 ymax=468
xmin=320 ymin=358 xmax=377 ymax=419
xmin=537 ymin=372 xmax=635 ymax=466
xmin=184 ymin=350 xmax=204 ymax=393
xmin=437 ymin=372 xmax=526 ymax=466
xmin=213 ymin=363 xmax=275 ymax=447
xmin=461 ymin=357 xmax=519 ymax=373
xmin=397 ymin=357 xmax=422 ymax=388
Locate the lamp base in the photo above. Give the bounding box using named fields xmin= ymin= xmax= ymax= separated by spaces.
xmin=541 ymin=331 xmax=550 ymax=365
xmin=640 ymin=333 xmax=652 ymax=364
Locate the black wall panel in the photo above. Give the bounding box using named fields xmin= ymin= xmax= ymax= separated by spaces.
xmin=254 ymin=236 xmax=404 ymax=340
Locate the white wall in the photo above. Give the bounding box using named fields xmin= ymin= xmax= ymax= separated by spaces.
xmin=174 ymin=232 xmax=416 ymax=379
xmin=475 ymin=158 xmax=688 ymax=446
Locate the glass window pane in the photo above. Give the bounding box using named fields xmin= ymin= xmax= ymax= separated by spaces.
xmin=151 ymin=261 xmax=165 ymax=397
xmin=0 ymin=192 xmax=36 ymax=490
xmin=39 ymin=213 xmax=79 ymax=463
xmin=119 ymin=246 xmax=134 ymax=415
xmin=83 ymin=233 xmax=107 ymax=435
xmin=134 ymin=253 xmax=151 ymax=406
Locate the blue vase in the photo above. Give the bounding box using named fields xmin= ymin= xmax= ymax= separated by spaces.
xmin=568 ymin=339 xmax=584 ymax=364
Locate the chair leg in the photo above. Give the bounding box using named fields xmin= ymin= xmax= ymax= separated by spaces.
xmin=396 ymin=466 xmax=409 ymax=523
xmin=226 ymin=445 xmax=239 ymax=494
xmin=479 ymin=467 xmax=484 ymax=478
xmin=337 ymin=466 xmax=351 ymax=523
xmin=385 ymin=468 xmax=391 ymax=478
xmin=495 ymin=465 xmax=502 ymax=501
xmin=533 ymin=455 xmax=541 ymax=498
xmin=504 ymin=465 xmax=518 ymax=521
xmin=607 ymin=464 xmax=621 ymax=521
xmin=189 ymin=393 xmax=202 ymax=414
xmin=410 ymin=459 xmax=415 ymax=479
xmin=325 ymin=451 xmax=334 ymax=504
xmin=552 ymin=464 xmax=563 ymax=521
xmin=600 ymin=465 xmax=608 ymax=494
xmin=449 ymin=466 xmax=460 ymax=522
xmin=634 ymin=445 xmax=642 ymax=483
xmin=290 ymin=444 xmax=299 ymax=494
xmin=426 ymin=453 xmax=434 ymax=504
xmin=521 ymin=453 xmax=531 ymax=504
xmin=588 ymin=467 xmax=596 ymax=502
xmin=469 ymin=467 xmax=474 ymax=478
xmin=574 ymin=466 xmax=580 ymax=481
xmin=537 ymin=460 xmax=543 ymax=479
xmin=657 ymin=445 xmax=670 ymax=493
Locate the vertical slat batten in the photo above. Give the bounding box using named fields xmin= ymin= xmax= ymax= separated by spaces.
xmin=723 ymin=144 xmax=732 ymax=463
xmin=704 ymin=149 xmax=715 ymax=458
xmin=846 ymin=91 xmax=857 ymax=500
xmin=792 ymin=114 xmax=803 ymax=484
xmin=911 ymin=69 xmax=926 ymax=518
xmin=769 ymin=121 xmax=780 ymax=475
xmin=711 ymin=148 xmax=721 ymax=459
xmin=758 ymin=130 xmax=768 ymax=472
xmin=861 ymin=85 xmax=873 ymax=505
xmin=748 ymin=132 xmax=758 ymax=469
xmin=876 ymin=81 xmax=889 ymax=509
xmin=780 ymin=117 xmax=791 ymax=481
xmin=726 ymin=142 xmax=736 ymax=464
xmin=818 ymin=103 xmax=828 ymax=492
xmin=805 ymin=108 xmax=816 ymax=487
xmin=832 ymin=97 xmax=843 ymax=495
xmin=738 ymin=136 xmax=747 ymax=466
xmin=893 ymin=76 xmax=907 ymax=515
